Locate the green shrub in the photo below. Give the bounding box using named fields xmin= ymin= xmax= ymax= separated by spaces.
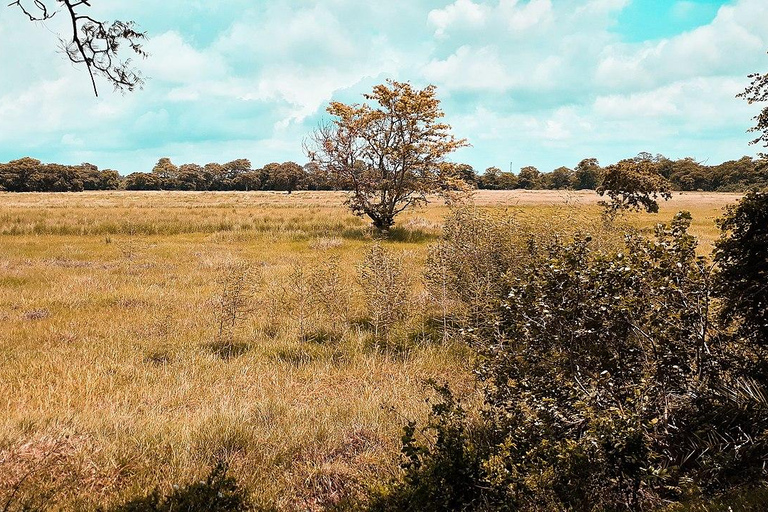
xmin=366 ymin=382 xmax=489 ymax=512
xmin=367 ymin=206 xmax=768 ymax=511
xmin=714 ymin=191 xmax=768 ymax=351
xmin=107 ymin=462 xmax=258 ymax=512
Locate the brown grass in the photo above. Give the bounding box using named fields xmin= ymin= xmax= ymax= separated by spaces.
xmin=0 ymin=190 xmax=740 ymax=510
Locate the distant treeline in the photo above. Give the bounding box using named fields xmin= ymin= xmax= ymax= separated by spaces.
xmin=123 ymin=158 xmax=330 ymax=192
xmin=2 ymin=152 xmax=767 ymax=193
xmin=470 ymin=153 xmax=768 ymax=192
xmin=0 ymin=158 xmax=120 ymax=192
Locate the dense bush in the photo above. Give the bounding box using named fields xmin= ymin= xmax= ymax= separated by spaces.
xmin=107 ymin=463 xmax=258 ymax=512
xmin=714 ymin=191 xmax=768 ymax=354
xmin=368 ymin=200 xmax=768 ymax=511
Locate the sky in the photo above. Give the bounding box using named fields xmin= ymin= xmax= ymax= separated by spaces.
xmin=0 ymin=0 xmax=767 ymax=174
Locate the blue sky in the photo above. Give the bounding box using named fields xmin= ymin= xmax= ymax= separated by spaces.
xmin=0 ymin=0 xmax=766 ymax=174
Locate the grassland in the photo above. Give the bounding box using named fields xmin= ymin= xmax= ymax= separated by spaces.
xmin=0 ymin=190 xmax=742 ymax=510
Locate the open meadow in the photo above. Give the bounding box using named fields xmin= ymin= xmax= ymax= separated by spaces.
xmin=0 ymin=190 xmax=743 ymax=510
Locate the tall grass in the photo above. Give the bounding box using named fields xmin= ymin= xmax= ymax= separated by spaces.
xmin=0 ymin=190 xmax=739 ymax=510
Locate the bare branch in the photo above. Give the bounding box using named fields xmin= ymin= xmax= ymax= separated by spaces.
xmin=9 ymin=0 xmax=147 ymax=96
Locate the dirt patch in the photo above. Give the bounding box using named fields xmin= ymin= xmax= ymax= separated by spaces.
xmin=23 ymin=309 xmax=50 ymax=321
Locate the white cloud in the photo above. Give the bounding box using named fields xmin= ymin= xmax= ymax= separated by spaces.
xmin=593 ymin=76 xmax=752 ymax=126
xmin=143 ymin=31 xmax=228 ymax=84
xmin=672 ymin=1 xmax=697 ymax=20
xmin=134 ymin=109 xmax=170 ymax=133
xmin=596 ymin=0 xmax=768 ymax=91
xmin=500 ymin=0 xmax=554 ymax=31
xmin=428 ymin=0 xmax=489 ymax=37
xmin=578 ymin=0 xmax=630 ymax=15
xmin=0 ymin=0 xmax=765 ymax=174
xmin=423 ymin=46 xmax=511 ymax=90
xmin=61 ymin=134 xmax=85 ymax=147
xmin=213 ymin=4 xmax=357 ymax=65
xmin=429 ymin=0 xmax=555 ymax=37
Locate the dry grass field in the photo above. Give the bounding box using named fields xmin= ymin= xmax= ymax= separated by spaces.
xmin=0 ymin=190 xmax=742 ymax=510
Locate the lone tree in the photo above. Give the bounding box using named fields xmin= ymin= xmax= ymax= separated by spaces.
xmin=307 ymin=80 xmax=468 ymax=232
xmin=597 ymin=158 xmax=672 ymax=216
xmin=9 ymin=0 xmax=146 ymax=96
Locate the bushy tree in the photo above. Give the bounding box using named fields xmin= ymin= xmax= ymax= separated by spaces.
xmin=479 ymin=167 xmax=502 ymax=190
xmin=267 ymin=162 xmax=304 ymax=194
xmin=598 ymin=158 xmax=672 ymax=215
xmin=517 ymin=165 xmax=541 ymax=190
xmin=151 ymin=157 xmax=179 ymax=189
xmin=573 ymin=158 xmax=603 ymax=190
xmin=669 ymin=157 xmax=711 ymax=191
xmin=453 ymin=163 xmax=478 ymax=188
xmin=307 ymin=80 xmax=468 ymax=231
xmin=303 ymin=162 xmax=335 ymax=190
xmin=124 ymin=171 xmax=161 ymax=190
xmin=546 ymin=166 xmax=574 ymax=189
xmin=176 ymin=164 xmax=207 ymax=190
xmin=0 ymin=157 xmax=119 ymax=191
xmin=222 ymin=159 xmax=252 ymax=182
xmin=468 ymin=155 xmax=767 ymax=193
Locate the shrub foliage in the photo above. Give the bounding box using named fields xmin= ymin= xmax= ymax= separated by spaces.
xmin=107 ymin=462 xmax=256 ymax=512
xmin=369 ymin=200 xmax=768 ymax=511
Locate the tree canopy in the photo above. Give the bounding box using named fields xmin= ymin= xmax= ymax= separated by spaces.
xmin=597 ymin=158 xmax=672 ymax=215
xmin=307 ymin=80 xmax=468 ymax=232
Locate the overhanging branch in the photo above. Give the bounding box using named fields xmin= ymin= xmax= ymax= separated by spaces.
xmin=9 ymin=0 xmax=147 ymax=96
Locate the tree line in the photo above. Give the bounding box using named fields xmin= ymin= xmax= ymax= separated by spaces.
xmin=0 ymin=157 xmax=331 ymax=193
xmin=0 ymin=157 xmax=120 ymax=192
xmin=123 ymin=158 xmax=326 ymax=192
xmin=472 ymin=152 xmax=768 ymax=192
xmin=2 ymin=152 xmax=767 ymax=194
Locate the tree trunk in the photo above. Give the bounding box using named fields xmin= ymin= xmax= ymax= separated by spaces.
xmin=371 ymin=214 xmax=394 ymax=233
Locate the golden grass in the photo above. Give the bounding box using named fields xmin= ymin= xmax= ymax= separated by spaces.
xmin=0 ymin=190 xmax=741 ymax=510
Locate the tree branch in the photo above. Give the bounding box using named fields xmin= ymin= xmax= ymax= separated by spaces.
xmin=10 ymin=0 xmax=147 ymax=96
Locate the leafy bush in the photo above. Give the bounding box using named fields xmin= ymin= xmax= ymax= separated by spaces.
xmin=368 ymin=205 xmax=768 ymax=511
xmin=107 ymin=462 xmax=258 ymax=512
xmin=714 ymin=191 xmax=768 ymax=351
xmin=366 ymin=383 xmax=487 ymax=512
